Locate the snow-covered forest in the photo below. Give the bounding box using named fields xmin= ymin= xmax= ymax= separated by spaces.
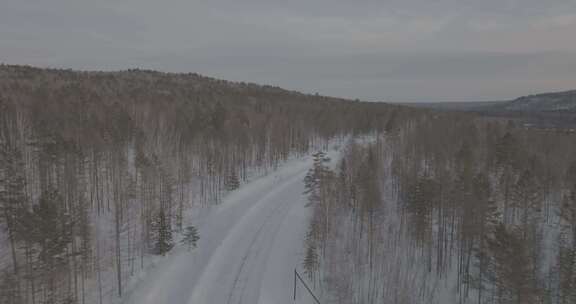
xmin=0 ymin=65 xmax=401 ymax=304
xmin=2 ymin=64 xmax=576 ymax=304
xmin=304 ymin=113 xmax=576 ymax=304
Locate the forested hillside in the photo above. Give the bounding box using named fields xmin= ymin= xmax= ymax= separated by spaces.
xmin=304 ymin=113 xmax=576 ymax=303
xmin=403 ymin=90 xmax=576 ymax=129
xmin=500 ymin=90 xmax=576 ymax=113
xmin=0 ymin=65 xmax=404 ymax=304
xmin=3 ymin=64 xmax=573 ymax=304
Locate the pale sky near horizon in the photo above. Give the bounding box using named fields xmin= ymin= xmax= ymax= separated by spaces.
xmin=1 ymin=0 xmax=576 ymax=102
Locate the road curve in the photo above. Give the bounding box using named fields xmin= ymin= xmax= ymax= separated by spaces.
xmin=122 ymin=156 xmax=315 ymax=304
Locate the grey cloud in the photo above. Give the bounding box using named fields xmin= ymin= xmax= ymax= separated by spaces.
xmin=1 ymin=0 xmax=575 ymax=101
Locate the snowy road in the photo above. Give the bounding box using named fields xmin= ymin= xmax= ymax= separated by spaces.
xmin=122 ymin=154 xmax=326 ymax=304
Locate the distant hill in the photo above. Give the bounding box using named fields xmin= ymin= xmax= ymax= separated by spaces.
xmin=402 ymin=90 xmax=576 ymax=113
xmin=400 ymin=90 xmax=576 ymax=128
xmin=496 ymin=90 xmax=576 ymax=112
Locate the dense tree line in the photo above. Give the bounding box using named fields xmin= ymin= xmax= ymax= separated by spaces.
xmin=306 ymin=113 xmax=576 ymax=304
xmin=0 ymin=64 xmax=403 ymax=304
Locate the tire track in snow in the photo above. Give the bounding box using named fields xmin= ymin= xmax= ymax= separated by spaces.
xmin=234 ymin=198 xmax=296 ymax=304
xmin=187 ymin=169 xmax=309 ymax=304
xmin=120 ymin=149 xmax=341 ymax=304
xmin=227 ymin=202 xmax=290 ymax=304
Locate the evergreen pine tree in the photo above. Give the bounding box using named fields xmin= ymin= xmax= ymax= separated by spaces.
xmin=181 ymin=225 xmax=200 ymax=251
xmin=0 ymin=145 xmax=27 ymax=274
xmin=485 ymin=224 xmax=538 ymax=303
xmin=304 ymin=151 xmax=331 ymax=206
xmin=225 ymin=171 xmax=240 ymax=191
xmin=155 ymin=210 xmax=173 ymax=255
xmin=557 ymin=242 xmax=576 ymax=304
xmin=33 ymin=190 xmax=72 ymax=267
xmin=303 ymin=243 xmax=319 ymax=283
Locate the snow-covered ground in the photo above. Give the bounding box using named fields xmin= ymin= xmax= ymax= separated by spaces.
xmin=122 ymin=150 xmax=339 ymax=304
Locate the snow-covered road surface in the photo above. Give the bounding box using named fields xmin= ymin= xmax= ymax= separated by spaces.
xmin=122 ymin=153 xmax=327 ymax=304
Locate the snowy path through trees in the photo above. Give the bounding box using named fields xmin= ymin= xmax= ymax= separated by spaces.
xmin=122 ymin=152 xmax=332 ymax=304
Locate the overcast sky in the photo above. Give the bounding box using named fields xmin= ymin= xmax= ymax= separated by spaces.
xmin=2 ymin=0 xmax=576 ymax=102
